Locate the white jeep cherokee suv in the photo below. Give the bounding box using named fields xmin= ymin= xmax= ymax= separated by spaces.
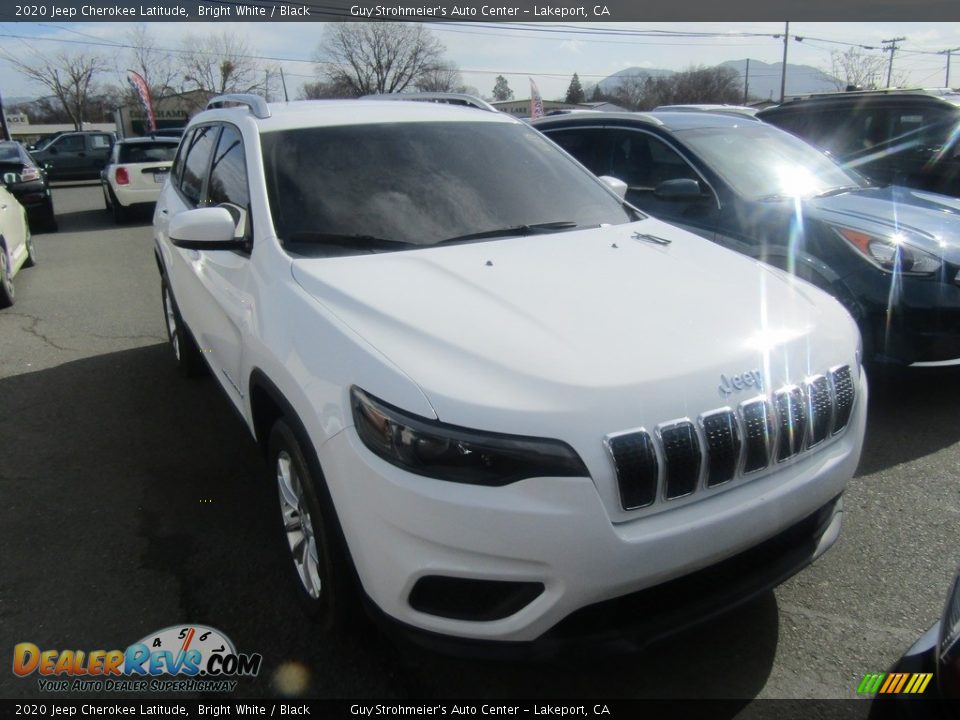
xmin=154 ymin=94 xmax=866 ymax=652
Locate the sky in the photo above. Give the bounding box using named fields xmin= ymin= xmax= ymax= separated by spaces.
xmin=0 ymin=21 xmax=958 ymax=103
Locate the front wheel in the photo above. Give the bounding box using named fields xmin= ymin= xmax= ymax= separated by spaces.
xmin=268 ymin=419 xmax=358 ymax=630
xmin=161 ymin=279 xmax=205 ymax=377
xmin=0 ymin=245 xmax=14 ymax=308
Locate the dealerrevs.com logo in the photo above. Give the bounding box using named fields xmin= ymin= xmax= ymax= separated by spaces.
xmin=13 ymin=625 xmax=263 ymax=693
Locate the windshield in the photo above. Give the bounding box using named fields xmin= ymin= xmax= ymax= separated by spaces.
xmin=676 ymin=123 xmax=864 ymax=200
xmin=261 ymin=120 xmax=636 ymax=255
xmin=0 ymin=144 xmax=22 ymax=164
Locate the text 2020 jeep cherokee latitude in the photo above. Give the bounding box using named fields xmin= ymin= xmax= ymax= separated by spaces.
xmin=153 ymin=94 xmax=866 ymax=652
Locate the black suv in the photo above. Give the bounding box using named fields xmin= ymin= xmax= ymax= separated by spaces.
xmin=0 ymin=141 xmax=57 ymax=232
xmin=757 ymin=89 xmax=960 ymax=197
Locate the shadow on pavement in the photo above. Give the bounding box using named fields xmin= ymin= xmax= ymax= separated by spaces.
xmin=0 ymin=344 xmax=780 ymax=704
xmin=856 ymin=365 xmax=960 ymax=476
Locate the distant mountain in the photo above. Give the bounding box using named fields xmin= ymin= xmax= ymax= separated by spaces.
xmin=592 ymin=60 xmax=839 ymax=100
xmin=720 ymin=59 xmax=838 ymax=99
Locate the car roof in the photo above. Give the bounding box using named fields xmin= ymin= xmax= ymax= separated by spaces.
xmin=759 ymin=88 xmax=960 ymax=114
xmin=532 ymin=110 xmax=757 ymax=132
xmin=192 ymin=98 xmax=519 ymax=133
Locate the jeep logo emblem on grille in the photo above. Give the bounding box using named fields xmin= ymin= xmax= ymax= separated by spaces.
xmin=719 ymin=370 xmax=763 ymax=396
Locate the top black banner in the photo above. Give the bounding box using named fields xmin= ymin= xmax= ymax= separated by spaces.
xmin=4 ymin=0 xmax=959 ymax=22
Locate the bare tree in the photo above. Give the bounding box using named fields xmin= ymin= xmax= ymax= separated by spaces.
xmin=178 ymin=32 xmax=270 ymax=99
xmin=611 ymin=66 xmax=741 ymax=110
xmin=0 ymin=48 xmax=107 ymax=130
xmin=414 ymin=62 xmax=466 ymax=93
xmin=126 ymin=25 xmax=181 ymax=101
xmin=315 ymin=23 xmax=447 ymax=96
xmin=826 ymin=48 xmax=889 ymax=91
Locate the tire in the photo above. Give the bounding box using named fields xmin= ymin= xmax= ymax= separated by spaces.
xmin=161 ymin=278 xmax=206 ymax=377
xmin=0 ymin=244 xmax=14 ymax=309
xmin=268 ymin=418 xmax=359 ymax=630
xmin=41 ymin=200 xmax=58 ymax=233
xmin=23 ymin=225 xmax=36 ymax=268
xmin=109 ymin=187 xmax=128 ymax=224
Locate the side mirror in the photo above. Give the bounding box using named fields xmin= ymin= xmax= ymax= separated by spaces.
xmin=598 ymin=175 xmax=628 ymax=200
xmin=3 ymin=172 xmax=17 ymax=187
xmin=169 ymin=207 xmax=245 ymax=251
xmin=654 ymin=178 xmax=703 ymax=200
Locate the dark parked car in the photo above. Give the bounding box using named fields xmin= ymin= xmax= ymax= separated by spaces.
xmin=757 ymin=89 xmax=960 ymax=198
xmin=0 ymin=141 xmax=56 ymax=232
xmin=533 ymin=111 xmax=960 ymax=366
xmin=869 ymin=566 xmax=959 ymax=717
xmin=30 ymin=130 xmax=115 ymax=181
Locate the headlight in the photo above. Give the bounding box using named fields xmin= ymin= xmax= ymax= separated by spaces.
xmin=350 ymin=386 xmax=589 ymax=486
xmin=939 ymin=570 xmax=960 ymax=698
xmin=834 ymin=227 xmax=942 ymax=275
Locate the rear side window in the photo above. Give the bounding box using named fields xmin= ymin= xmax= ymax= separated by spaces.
xmin=178 ymin=126 xmax=219 ymax=207
xmin=53 ymin=135 xmax=84 ymax=153
xmin=545 ymin=128 xmax=611 ymax=176
xmin=91 ymin=134 xmax=112 ymax=149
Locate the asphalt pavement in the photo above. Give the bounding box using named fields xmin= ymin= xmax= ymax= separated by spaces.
xmin=0 ymin=185 xmax=958 ymax=705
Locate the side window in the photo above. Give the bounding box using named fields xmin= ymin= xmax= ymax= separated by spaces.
xmin=53 ymin=135 xmax=84 ymax=153
xmin=178 ymin=125 xmax=219 ymax=207
xmin=206 ymin=125 xmax=251 ymax=240
xmin=170 ymin=129 xmax=193 ymax=186
xmin=608 ymin=130 xmax=700 ymax=189
xmin=544 ymin=128 xmax=611 ymax=176
xmin=90 ymin=134 xmax=112 ymax=150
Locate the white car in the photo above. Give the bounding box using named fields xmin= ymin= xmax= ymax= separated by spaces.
xmin=0 ymin=180 xmax=36 ymax=308
xmin=102 ymin=137 xmax=178 ymax=223
xmin=153 ymin=94 xmax=866 ymax=651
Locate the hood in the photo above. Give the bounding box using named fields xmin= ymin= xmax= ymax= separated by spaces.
xmin=291 ymin=218 xmax=858 ymax=441
xmin=807 ymin=186 xmax=960 ymax=264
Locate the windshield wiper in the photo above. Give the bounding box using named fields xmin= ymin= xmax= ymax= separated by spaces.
xmin=812 ymin=185 xmax=862 ymax=198
xmin=437 ymin=221 xmax=580 ymax=245
xmin=286 ymin=231 xmax=417 ymax=252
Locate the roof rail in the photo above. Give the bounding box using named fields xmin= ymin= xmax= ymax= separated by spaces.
xmin=360 ymin=92 xmax=497 ymax=113
xmin=785 ymin=87 xmax=958 ymax=102
xmin=206 ymin=94 xmax=271 ymax=119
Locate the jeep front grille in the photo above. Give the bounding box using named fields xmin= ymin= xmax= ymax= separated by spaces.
xmin=606 ymin=365 xmax=855 ymax=511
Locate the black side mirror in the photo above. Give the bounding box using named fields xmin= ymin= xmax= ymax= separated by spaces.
xmin=2 ymin=172 xmax=17 ymax=187
xmin=654 ymin=178 xmax=703 ymax=200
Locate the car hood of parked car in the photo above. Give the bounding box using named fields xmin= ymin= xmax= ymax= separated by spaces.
xmin=290 ymin=217 xmax=858 ymax=433
xmin=807 ymin=186 xmax=960 ymax=264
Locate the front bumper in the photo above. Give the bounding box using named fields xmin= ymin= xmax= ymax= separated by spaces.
xmin=844 ymin=267 xmax=960 ymax=365
xmin=317 ymin=373 xmax=866 ymax=645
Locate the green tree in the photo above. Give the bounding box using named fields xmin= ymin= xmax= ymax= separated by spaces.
xmin=565 ymin=73 xmax=585 ymax=104
xmin=492 ymin=75 xmax=513 ymax=101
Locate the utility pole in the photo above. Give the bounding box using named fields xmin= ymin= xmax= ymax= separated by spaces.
xmin=779 ymin=22 xmax=790 ymax=103
xmin=280 ymin=67 xmax=289 ymax=101
xmin=940 ymin=47 xmax=960 ymax=87
xmin=743 ymin=58 xmax=750 ymax=103
xmin=882 ymin=37 xmax=906 ymax=88
xmin=264 ymin=70 xmax=270 ymax=102
xmin=0 ymin=91 xmax=10 ymax=142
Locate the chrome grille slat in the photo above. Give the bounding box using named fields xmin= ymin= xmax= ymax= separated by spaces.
xmin=805 ymin=375 xmax=832 ymax=447
xmin=775 ymin=386 xmax=808 ymax=462
xmin=830 ymin=365 xmax=855 ymax=434
xmin=740 ymin=399 xmax=774 ymax=473
xmin=700 ymin=409 xmax=741 ymax=487
xmin=658 ymin=421 xmax=701 ymax=500
xmin=606 ymin=430 xmax=658 ymax=510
